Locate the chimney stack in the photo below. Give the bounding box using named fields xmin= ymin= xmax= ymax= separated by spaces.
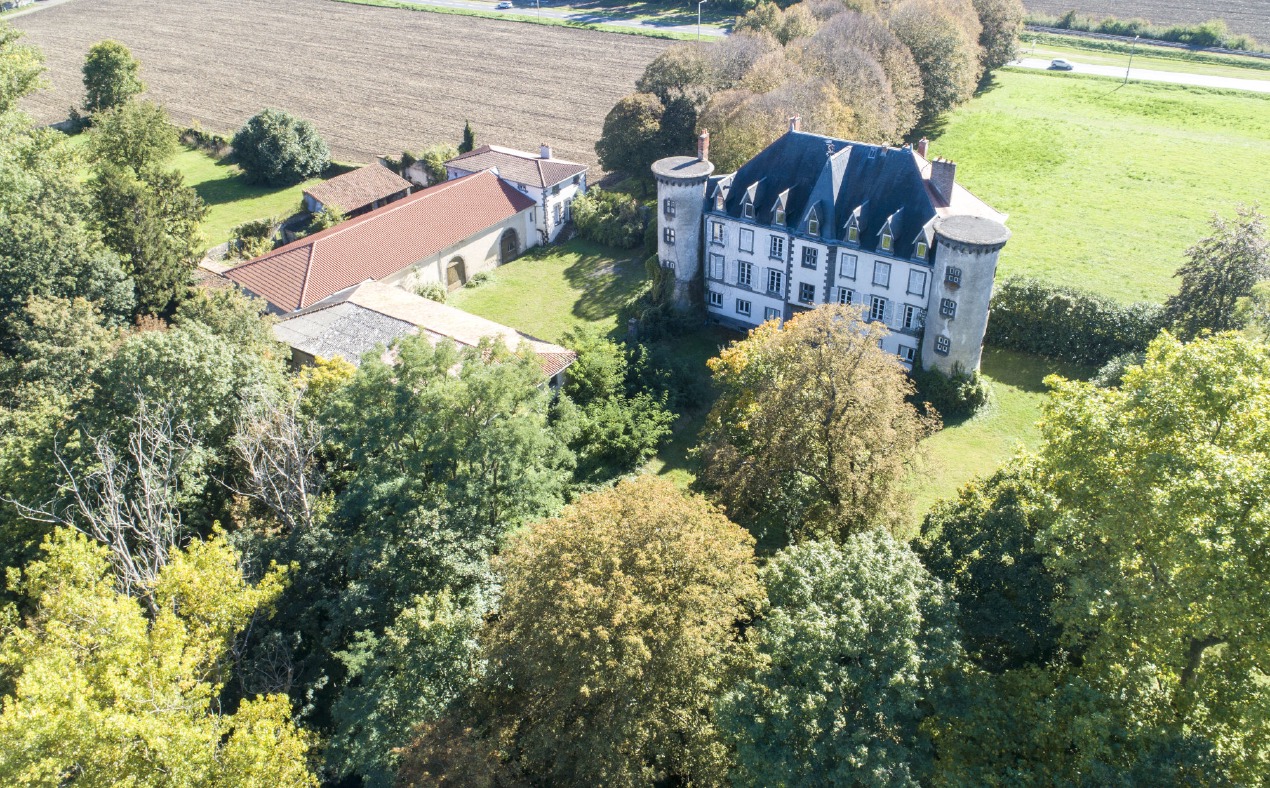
xmin=915 ymin=137 xmax=929 ymax=158
xmin=930 ymin=157 xmax=957 ymax=202
xmin=539 ymin=143 xmax=552 ymax=160
xmin=788 ymin=116 xmax=801 ymax=133
xmin=697 ymin=130 xmax=710 ymax=162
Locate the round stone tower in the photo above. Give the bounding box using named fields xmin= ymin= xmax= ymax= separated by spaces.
xmin=922 ymin=214 xmax=1011 ymax=375
xmin=652 ymin=132 xmax=715 ymax=312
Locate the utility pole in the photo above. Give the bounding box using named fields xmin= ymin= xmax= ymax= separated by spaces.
xmin=1124 ymin=34 xmax=1140 ymax=84
xmin=697 ymin=0 xmax=707 ymax=46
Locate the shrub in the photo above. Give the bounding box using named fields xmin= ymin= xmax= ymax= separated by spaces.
xmin=987 ymin=277 xmax=1165 ymax=366
xmin=463 ymin=271 xmax=491 ymax=289
xmin=415 ymin=282 xmax=447 ymax=303
xmin=910 ymin=362 xmax=991 ymax=421
xmin=231 ymin=109 xmax=330 ymax=186
xmin=1030 ymin=11 xmax=1261 ymax=52
xmin=231 ymin=217 xmax=276 ymax=259
xmin=1090 ymin=351 xmax=1146 ymax=388
xmin=307 ymin=206 xmax=345 ymax=233
xmin=571 ymin=188 xmax=647 ymax=249
xmin=179 ymin=124 xmax=231 ymax=157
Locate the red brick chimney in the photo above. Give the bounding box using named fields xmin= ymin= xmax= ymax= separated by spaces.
xmin=915 ymin=137 xmax=929 ymax=158
xmin=930 ymin=157 xmax=957 ymax=202
xmin=697 ymin=130 xmax=710 ymax=162
xmin=788 ymin=116 xmax=801 ymax=133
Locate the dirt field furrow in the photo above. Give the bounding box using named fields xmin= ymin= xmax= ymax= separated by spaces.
xmin=13 ymin=0 xmax=671 ymax=167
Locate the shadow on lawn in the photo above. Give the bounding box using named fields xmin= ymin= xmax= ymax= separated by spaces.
xmin=562 ymin=248 xmax=648 ymax=326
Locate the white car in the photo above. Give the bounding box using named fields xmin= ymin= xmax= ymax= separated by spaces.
xmin=495 ymin=1 xmax=513 ymax=8
xmin=1049 ymin=58 xmax=1074 ymax=71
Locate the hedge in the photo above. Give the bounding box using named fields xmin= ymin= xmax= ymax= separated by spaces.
xmin=986 ymin=277 xmax=1165 ymax=366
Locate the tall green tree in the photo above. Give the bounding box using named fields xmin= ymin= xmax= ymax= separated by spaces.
xmin=720 ymin=532 xmax=959 ymax=787
xmin=1164 ymin=206 xmax=1268 ymax=339
xmin=0 ymin=529 xmax=316 ymax=784
xmin=459 ymin=120 xmax=476 ymax=154
xmin=231 ymin=108 xmax=329 ymax=186
xmin=889 ymin=0 xmax=983 ymax=121
xmin=88 ymin=98 xmax=179 ymax=173
xmin=971 ymin=0 xmax=1024 ymax=69
xmin=697 ymin=305 xmax=938 ymax=546
xmin=0 ymin=21 xmax=44 ymax=113
xmin=81 ymin=39 xmax=144 ymax=115
xmin=595 ymin=92 xmax=666 ymax=177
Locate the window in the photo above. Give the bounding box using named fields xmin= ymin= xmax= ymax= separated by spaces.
xmin=708 ymin=253 xmax=724 ymax=280
xmin=847 ymin=225 xmax=859 ymax=243
xmin=774 ymin=207 xmax=786 ymax=225
xmin=881 ymin=232 xmax=893 ymax=251
xmin=798 ymin=282 xmax=816 ymax=304
xmin=767 ymin=269 xmax=784 ymax=295
xmin=940 ymin=298 xmax=957 ymax=318
xmin=836 ymin=287 xmax=854 ymax=305
xmin=574 ymin=175 xmax=582 ymax=185
xmin=710 ymin=221 xmax=724 ymax=245
xmin=736 ymin=298 xmax=752 ymax=317
xmin=907 ymin=269 xmax=927 ymax=297
xmin=808 ymin=210 xmax=820 ymax=236
xmin=801 ymin=247 xmax=819 ymax=269
xmin=764 ymin=307 xmax=782 ymax=322
xmin=663 ymin=227 xmax=676 ymax=244
xmin=661 ymin=259 xmax=675 ymax=270
xmin=946 ymin=266 xmax=962 ymax=286
xmin=554 ymin=203 xmax=563 ymax=224
xmin=738 ymin=261 xmax=753 ymax=287
xmin=898 ymin=345 xmax=916 ymax=363
xmin=742 ymin=201 xmax=754 ymax=219
xmin=873 ymin=261 xmax=891 ymax=287
xmin=708 ymin=290 xmax=723 ymax=307
xmin=903 ymin=304 xmax=925 ymax=330
xmin=663 ymin=198 xmax=676 ymax=217
xmin=915 ymin=241 xmax=928 ymax=258
xmin=739 ymin=228 xmax=754 ymax=253
xmin=839 ymin=254 xmax=857 ymax=280
xmin=870 ymin=295 xmax=887 ymax=322
xmin=935 ymin=335 xmax=951 ymax=355
xmin=551 ymin=184 xmax=560 ymax=195
xmin=769 ymin=236 xmax=785 ymax=259
xmin=715 ymin=193 xmax=725 ymax=211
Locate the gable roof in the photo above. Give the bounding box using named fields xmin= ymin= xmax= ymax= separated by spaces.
xmin=709 ymin=130 xmax=1004 ymax=259
xmin=447 ymin=144 xmax=587 ymax=189
xmin=302 ymin=165 xmax=412 ymax=214
xmin=226 ymin=171 xmax=535 ymax=312
xmin=273 ymin=280 xmax=576 ymax=377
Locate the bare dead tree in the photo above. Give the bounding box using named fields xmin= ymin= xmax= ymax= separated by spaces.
xmin=229 ymin=385 xmax=325 ymax=535
xmin=7 ymin=396 xmax=199 ymax=611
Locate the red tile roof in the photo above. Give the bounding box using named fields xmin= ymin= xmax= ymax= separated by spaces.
xmin=226 ymin=171 xmax=535 ymax=312
xmin=302 ymin=165 xmax=412 ymax=214
xmin=448 ymin=145 xmax=587 ymax=189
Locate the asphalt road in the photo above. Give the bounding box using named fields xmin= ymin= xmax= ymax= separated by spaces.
xmin=396 ymin=0 xmax=728 ymax=37
xmin=1013 ymin=57 xmax=1270 ymax=94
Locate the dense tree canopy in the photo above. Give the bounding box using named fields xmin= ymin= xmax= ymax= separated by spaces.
xmin=0 ymin=22 xmax=44 ymax=113
xmin=231 ymin=108 xmax=330 ymax=186
xmin=88 ymin=99 xmax=180 ymax=173
xmin=81 ymin=39 xmax=144 ymax=115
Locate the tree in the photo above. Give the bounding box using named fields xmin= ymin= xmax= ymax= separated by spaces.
xmin=88 ymin=99 xmax=179 ymax=173
xmin=231 ymin=108 xmax=330 ymax=186
xmin=637 ymin=44 xmax=712 ymax=103
xmin=91 ymin=161 xmax=207 ymax=315
xmin=569 ymin=188 xmax=646 ymax=249
xmin=81 ymin=39 xmax=143 ymax=115
xmin=971 ymin=0 xmax=1025 ymax=69
xmin=1037 ymin=332 xmax=1270 ymax=782
xmin=698 ymin=305 xmax=939 ymax=546
xmin=595 ymin=92 xmax=665 ymax=177
xmin=1163 ymin=206 xmax=1268 ymax=339
xmin=459 ymin=119 xmax=476 ymax=154
xmin=0 ymin=21 xmax=44 ymax=113
xmin=410 ymin=142 xmax=459 ymax=185
xmin=720 ymin=532 xmax=960 ymax=786
xmin=889 ymin=0 xmax=982 ymax=122
xmin=0 ymin=529 xmax=316 ymax=784
xmin=1235 ymin=280 xmax=1270 ymax=341
xmin=470 ymin=476 xmax=762 ymax=785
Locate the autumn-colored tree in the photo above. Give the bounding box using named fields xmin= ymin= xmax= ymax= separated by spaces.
xmin=461 ymin=477 xmax=762 ymax=786
xmin=698 ymin=305 xmax=938 ymax=546
xmin=889 ymin=0 xmax=983 ymax=121
xmin=971 ymin=0 xmax=1025 ymax=69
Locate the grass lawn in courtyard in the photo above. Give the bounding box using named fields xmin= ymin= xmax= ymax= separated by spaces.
xmin=448 ymin=239 xmax=648 ymax=342
xmin=929 ymin=69 xmax=1270 ymax=303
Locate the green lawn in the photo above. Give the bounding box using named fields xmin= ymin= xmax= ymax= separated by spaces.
xmin=1021 ymin=33 xmax=1270 ymax=79
xmin=930 ymin=69 xmax=1270 ymax=303
xmin=173 ymin=148 xmax=321 ymax=248
xmin=448 ymin=239 xmax=648 ymax=342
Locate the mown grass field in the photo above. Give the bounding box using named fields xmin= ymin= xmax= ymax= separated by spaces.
xmin=930 ymin=68 xmax=1270 ymax=303
xmin=172 ymin=149 xmax=320 ymax=248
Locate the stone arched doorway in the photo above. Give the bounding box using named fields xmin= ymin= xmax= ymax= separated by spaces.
xmin=446 ymin=257 xmax=466 ymax=291
xmin=499 ymin=228 xmax=520 ymax=264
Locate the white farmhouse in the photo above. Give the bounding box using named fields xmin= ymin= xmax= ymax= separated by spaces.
xmin=653 ymin=119 xmax=1010 ymax=375
xmin=442 ymin=144 xmax=588 ymax=244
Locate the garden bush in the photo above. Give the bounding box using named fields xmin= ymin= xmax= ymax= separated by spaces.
xmin=910 ymin=362 xmax=991 ymax=421
xmin=987 ymin=277 xmax=1165 ymax=366
xmin=571 ymin=188 xmax=647 ymax=249
xmin=415 ymin=282 xmax=447 ymax=303
xmin=231 ymin=109 xmax=330 ymax=186
xmin=231 ymin=217 xmax=276 ymax=259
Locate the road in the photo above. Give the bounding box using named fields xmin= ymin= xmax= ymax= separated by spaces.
xmin=1012 ymin=57 xmax=1270 ymax=94
xmin=395 ymin=0 xmax=727 ymax=37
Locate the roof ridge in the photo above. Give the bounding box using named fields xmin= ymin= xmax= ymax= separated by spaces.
xmin=297 ymin=244 xmax=317 ymax=308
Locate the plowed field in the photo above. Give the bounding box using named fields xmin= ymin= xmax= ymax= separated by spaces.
xmin=13 ymin=0 xmax=670 ymax=166
xmin=1025 ymin=1 xmax=1268 ymax=45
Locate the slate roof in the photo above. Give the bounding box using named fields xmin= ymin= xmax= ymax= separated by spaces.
xmin=273 ymin=281 xmax=576 ymax=378
xmin=302 ymin=165 xmax=411 ymax=214
xmin=226 ymin=171 xmax=536 ymax=312
xmin=447 ymin=145 xmax=587 ymax=189
xmin=708 ymin=130 xmax=1004 ymax=260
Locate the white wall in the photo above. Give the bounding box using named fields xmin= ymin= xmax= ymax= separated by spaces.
xmin=384 ymin=208 xmax=536 ymax=292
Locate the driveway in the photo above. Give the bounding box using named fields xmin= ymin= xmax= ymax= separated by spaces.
xmin=1012 ymin=57 xmax=1270 ymax=94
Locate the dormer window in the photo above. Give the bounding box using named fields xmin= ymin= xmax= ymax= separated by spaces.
xmin=847 ymin=226 xmax=859 ymax=243
xmin=743 ymin=201 xmax=754 ymax=219
xmin=774 ymin=207 xmax=786 ymax=225
xmin=881 ymin=232 xmax=893 ymax=251
xmin=916 ymin=241 xmax=928 ymax=258
xmin=807 ymin=209 xmax=820 ymax=237
xmin=715 ymin=193 xmax=725 ymax=211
